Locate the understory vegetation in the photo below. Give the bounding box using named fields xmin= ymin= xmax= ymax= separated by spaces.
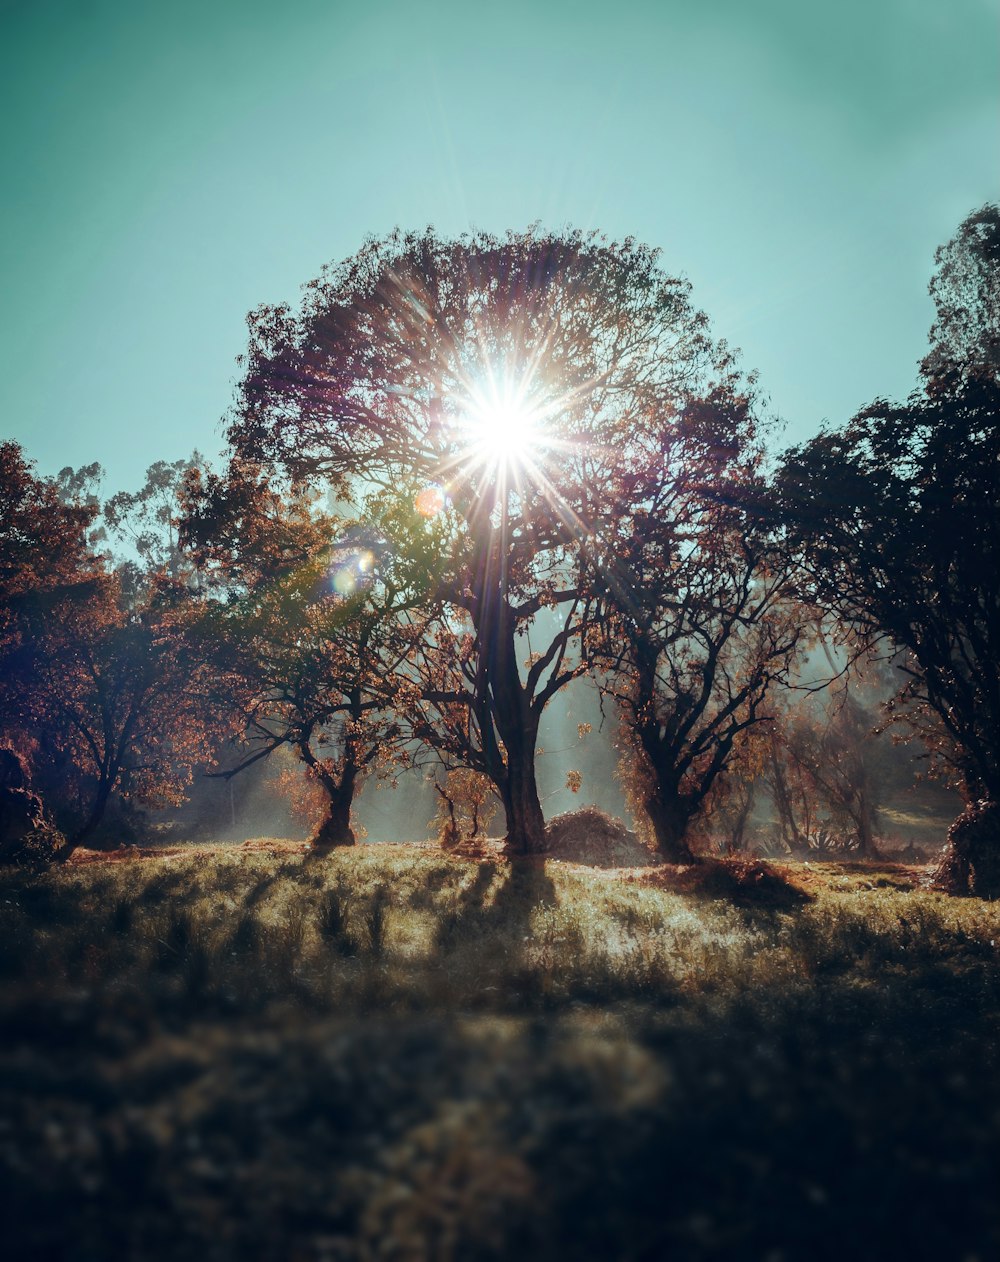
xmin=3 ymin=844 xmax=999 ymax=1260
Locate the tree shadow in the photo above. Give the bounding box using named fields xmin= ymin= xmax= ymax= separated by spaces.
xmin=433 ymin=857 xmax=557 ymax=953
xmin=491 ymin=857 xmax=558 ymax=923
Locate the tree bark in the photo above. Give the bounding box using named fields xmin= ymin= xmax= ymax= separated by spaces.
xmin=644 ymin=785 xmax=698 ymax=864
xmin=55 ymin=772 xmax=116 ymax=863
xmin=634 ymin=688 xmax=701 ymax=863
xmin=729 ymin=783 xmax=755 ymax=853
xmin=853 ymin=797 xmax=879 ymax=860
xmin=301 ymin=744 xmax=357 ymax=852
xmin=767 ymin=746 xmax=803 ymax=852
xmin=500 ymin=737 xmax=547 ymax=857
xmin=480 ymin=590 xmax=547 ymax=858
xmin=312 ymin=787 xmax=356 ymax=849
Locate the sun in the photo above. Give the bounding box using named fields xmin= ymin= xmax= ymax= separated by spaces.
xmin=461 ymin=377 xmax=545 ymax=472
xmin=474 ymin=400 xmax=539 ymax=464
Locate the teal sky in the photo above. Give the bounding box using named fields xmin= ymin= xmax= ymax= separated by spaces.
xmin=2 ymin=0 xmax=997 ymax=492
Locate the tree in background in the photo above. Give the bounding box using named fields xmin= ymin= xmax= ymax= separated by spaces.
xmin=28 ymin=575 xmax=222 ymax=856
xmin=52 ymin=461 xmax=106 ymax=554
xmin=104 ymin=454 xmax=205 ymax=586
xmin=0 ymin=449 xmax=234 ymax=858
xmin=430 ymin=768 xmax=499 ymax=848
xmin=183 ymin=463 xmax=417 ymax=850
xmin=921 ymin=203 xmax=999 ymax=391
xmin=0 ymin=445 xmax=101 ymax=858
xmin=781 ymin=680 xmax=884 ymax=858
xmin=227 ymin=227 xmax=756 ymax=854
xmin=0 ymin=442 xmax=97 ymax=664
xmin=593 ymin=474 xmax=802 ymax=863
xmin=697 ymin=718 xmax=770 ymax=854
xmin=779 ymin=205 xmax=1000 ymax=894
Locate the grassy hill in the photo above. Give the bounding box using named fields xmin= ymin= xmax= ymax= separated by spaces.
xmin=2 ymin=840 xmax=999 ymax=1260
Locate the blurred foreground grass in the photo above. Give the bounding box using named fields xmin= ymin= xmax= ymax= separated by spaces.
xmin=2 ymin=843 xmax=999 ymax=1261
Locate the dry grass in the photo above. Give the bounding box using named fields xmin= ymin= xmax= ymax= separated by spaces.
xmin=1 ymin=839 xmax=998 ymax=1260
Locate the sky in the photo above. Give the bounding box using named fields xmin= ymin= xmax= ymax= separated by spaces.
xmin=1 ymin=0 xmax=998 ymax=495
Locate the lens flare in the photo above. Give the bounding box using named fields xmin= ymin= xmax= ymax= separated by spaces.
xmin=415 ymin=484 xmax=446 ymax=518
xmin=331 ymin=549 xmax=374 ymax=596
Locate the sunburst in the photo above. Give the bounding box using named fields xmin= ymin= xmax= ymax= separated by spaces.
xmin=460 ymin=376 xmax=547 ymax=473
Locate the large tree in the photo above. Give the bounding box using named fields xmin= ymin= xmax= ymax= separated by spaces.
xmin=779 ymin=379 xmax=1000 ymax=890
xmin=227 ymin=227 xmax=747 ymax=854
xmin=778 ymin=205 xmax=1000 ymax=894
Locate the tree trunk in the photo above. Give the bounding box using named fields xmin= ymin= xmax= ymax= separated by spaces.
xmin=729 ymin=784 xmax=755 ymax=853
xmin=634 ymin=695 xmax=700 ymax=863
xmin=767 ymin=746 xmax=803 ymax=852
xmin=933 ymin=799 xmax=1000 ymax=897
xmin=501 ymin=739 xmax=547 ymax=857
xmin=645 ymin=785 xmax=698 ymax=864
xmin=311 ymin=782 xmax=356 ymax=849
xmin=301 ymin=745 xmax=357 ymax=852
xmin=56 ymin=773 xmax=116 ymax=863
xmin=854 ymin=797 xmax=880 ymax=860
xmin=484 ymin=597 xmax=547 ymax=858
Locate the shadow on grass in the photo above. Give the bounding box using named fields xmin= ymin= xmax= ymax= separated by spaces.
xmin=6 ymin=848 xmax=1000 ymax=1259
xmin=434 ymin=857 xmax=557 ymax=950
xmin=3 ymin=965 xmax=999 ymax=1262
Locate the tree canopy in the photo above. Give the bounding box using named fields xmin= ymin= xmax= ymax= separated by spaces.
xmin=921 ymin=203 xmax=1000 ymax=392
xmin=778 ymin=203 xmax=1000 ymax=893
xmin=6 ymin=211 xmax=995 ymax=875
xmin=225 ymin=227 xmax=772 ymax=854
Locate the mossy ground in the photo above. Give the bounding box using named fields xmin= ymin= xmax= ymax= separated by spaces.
xmin=2 ymin=840 xmax=998 ymax=1260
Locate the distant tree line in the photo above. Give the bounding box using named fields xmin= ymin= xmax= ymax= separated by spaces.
xmin=0 ymin=206 xmax=996 ymax=893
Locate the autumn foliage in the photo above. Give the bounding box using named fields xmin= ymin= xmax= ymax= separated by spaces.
xmin=1 ymin=209 xmax=997 ymax=882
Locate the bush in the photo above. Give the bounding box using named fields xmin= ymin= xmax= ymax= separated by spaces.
xmin=0 ymin=819 xmax=63 ymax=870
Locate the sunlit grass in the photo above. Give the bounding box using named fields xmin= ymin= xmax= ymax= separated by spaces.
xmin=3 ymin=845 xmax=1000 ymax=1260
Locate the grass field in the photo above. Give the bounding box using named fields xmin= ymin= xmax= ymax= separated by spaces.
xmin=2 ymin=840 xmax=999 ymax=1261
